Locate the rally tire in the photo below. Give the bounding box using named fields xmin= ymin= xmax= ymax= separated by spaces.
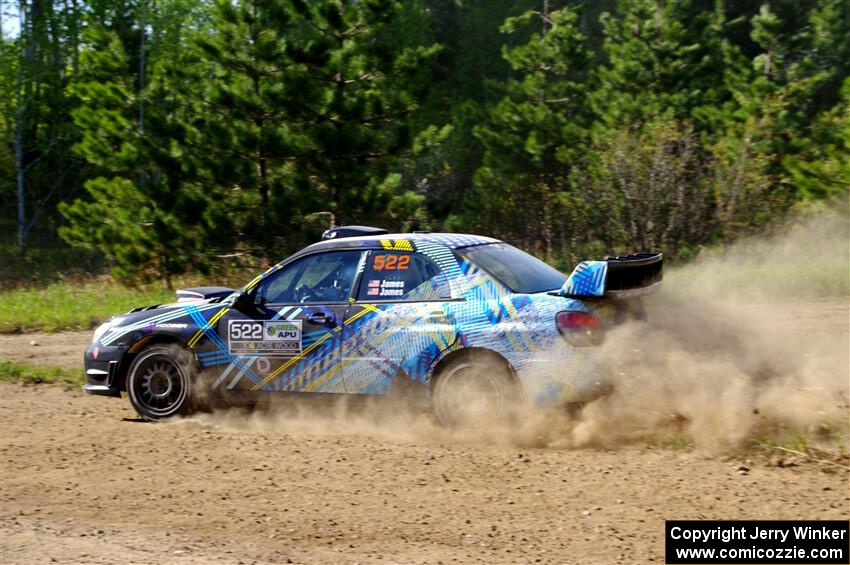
xmin=127 ymin=345 xmax=195 ymax=421
xmin=432 ymin=355 xmax=517 ymax=429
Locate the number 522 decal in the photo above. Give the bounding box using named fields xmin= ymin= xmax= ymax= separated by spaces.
xmin=228 ymin=320 xmax=303 ymax=356
xmin=372 ymin=254 xmax=410 ymax=270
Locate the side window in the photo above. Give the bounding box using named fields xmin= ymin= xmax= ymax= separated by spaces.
xmin=255 ymin=251 xmax=363 ymax=304
xmin=358 ymin=252 xmax=451 ymax=301
xmin=258 ymin=265 xmax=303 ymax=305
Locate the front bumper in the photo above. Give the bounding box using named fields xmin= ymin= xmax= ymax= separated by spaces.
xmin=82 ymin=343 xmax=127 ymax=397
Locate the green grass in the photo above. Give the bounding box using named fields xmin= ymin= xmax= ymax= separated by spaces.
xmin=0 ymin=279 xmax=177 ymax=333
xmin=751 ymin=426 xmax=850 ymax=472
xmin=0 ymin=360 xmax=84 ymax=387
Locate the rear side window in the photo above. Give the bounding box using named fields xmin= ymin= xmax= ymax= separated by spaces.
xmin=357 ymin=252 xmax=451 ymax=301
xmin=460 ymin=243 xmax=567 ymax=294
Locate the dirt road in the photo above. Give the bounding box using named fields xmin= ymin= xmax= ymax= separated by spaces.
xmin=0 ymin=386 xmax=847 ymax=564
xmin=0 ymin=331 xmax=90 ymax=370
xmin=1 ymin=302 xmax=849 ymax=564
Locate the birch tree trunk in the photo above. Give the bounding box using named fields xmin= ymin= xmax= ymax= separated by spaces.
xmin=14 ymin=0 xmax=29 ymax=255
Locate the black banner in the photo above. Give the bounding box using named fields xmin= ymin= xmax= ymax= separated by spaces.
xmin=666 ymin=520 xmax=849 ymax=564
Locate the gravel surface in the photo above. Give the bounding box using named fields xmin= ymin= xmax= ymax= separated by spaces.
xmin=1 ymin=302 xmax=848 ymax=563
xmin=1 ymin=381 xmax=848 ymax=564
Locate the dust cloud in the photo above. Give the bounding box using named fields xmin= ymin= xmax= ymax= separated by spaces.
xmin=185 ymin=394 xmax=454 ymax=444
xmin=183 ymin=207 xmax=849 ymax=454
xmin=561 ymin=205 xmax=850 ymax=452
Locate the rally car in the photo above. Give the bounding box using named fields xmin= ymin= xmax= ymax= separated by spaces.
xmin=83 ymin=226 xmax=661 ymax=426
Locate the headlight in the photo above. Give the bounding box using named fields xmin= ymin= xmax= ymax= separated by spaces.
xmin=92 ymin=317 xmax=126 ymax=344
xmin=92 ymin=322 xmax=111 ymax=344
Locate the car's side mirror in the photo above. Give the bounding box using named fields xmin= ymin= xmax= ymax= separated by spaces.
xmin=230 ymin=290 xmax=254 ymax=310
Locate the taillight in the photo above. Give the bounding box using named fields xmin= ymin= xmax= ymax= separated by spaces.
xmin=556 ymin=311 xmax=604 ymax=346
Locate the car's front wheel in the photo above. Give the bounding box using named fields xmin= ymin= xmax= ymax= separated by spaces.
xmin=432 ymin=355 xmax=517 ymax=429
xmin=127 ymin=345 xmax=194 ymax=421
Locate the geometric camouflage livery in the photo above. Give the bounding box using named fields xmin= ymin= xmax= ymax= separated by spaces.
xmin=560 ymin=260 xmax=608 ymax=297
xmin=85 ymin=233 xmax=608 ymax=406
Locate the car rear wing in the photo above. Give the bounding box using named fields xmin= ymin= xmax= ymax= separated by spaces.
xmin=557 ymin=252 xmax=662 ymax=299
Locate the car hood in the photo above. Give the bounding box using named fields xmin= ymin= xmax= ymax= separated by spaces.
xmin=108 ymin=295 xmax=226 ymax=327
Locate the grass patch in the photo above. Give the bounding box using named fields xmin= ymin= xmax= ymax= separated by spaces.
xmin=0 ymin=279 xmax=177 ymax=333
xmin=749 ymin=424 xmax=850 ymax=472
xmin=0 ymin=360 xmax=84 ymax=387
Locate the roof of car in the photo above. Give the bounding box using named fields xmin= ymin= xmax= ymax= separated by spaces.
xmin=296 ymin=232 xmax=502 ymax=257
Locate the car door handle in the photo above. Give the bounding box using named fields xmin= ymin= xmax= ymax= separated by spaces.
xmin=306 ymin=312 xmax=335 ymax=326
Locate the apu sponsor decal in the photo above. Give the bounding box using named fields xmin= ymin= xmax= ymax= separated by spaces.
xmin=266 ymin=322 xmax=300 ymax=340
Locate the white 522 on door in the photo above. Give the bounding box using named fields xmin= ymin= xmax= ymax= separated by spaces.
xmin=227 ymin=320 xmax=303 ymax=355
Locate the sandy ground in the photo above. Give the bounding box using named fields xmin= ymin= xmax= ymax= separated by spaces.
xmin=1 ymin=381 xmax=848 ymax=565
xmin=1 ymin=302 xmax=849 ymax=564
xmin=0 ymin=331 xmax=90 ymax=370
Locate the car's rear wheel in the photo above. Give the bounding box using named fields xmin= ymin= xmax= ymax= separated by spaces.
xmin=127 ymin=345 xmax=194 ymax=421
xmin=432 ymin=355 xmax=517 ymax=429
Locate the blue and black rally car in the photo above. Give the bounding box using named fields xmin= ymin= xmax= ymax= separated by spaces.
xmin=83 ymin=226 xmax=661 ymax=426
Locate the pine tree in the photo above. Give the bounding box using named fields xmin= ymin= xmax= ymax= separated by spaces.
xmin=471 ymin=6 xmax=591 ymax=257
xmin=187 ymin=0 xmax=304 ymax=253
xmin=783 ymin=77 xmax=850 ymax=199
xmin=193 ymin=0 xmax=437 ymax=254
xmin=592 ymin=0 xmax=739 ymax=136
xmin=60 ymin=21 xmax=215 ymax=286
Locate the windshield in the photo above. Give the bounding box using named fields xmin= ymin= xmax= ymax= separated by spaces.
xmin=460 ymin=243 xmax=567 ymax=294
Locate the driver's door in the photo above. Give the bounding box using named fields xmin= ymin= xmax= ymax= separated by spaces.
xmin=209 ymin=250 xmax=365 ymax=394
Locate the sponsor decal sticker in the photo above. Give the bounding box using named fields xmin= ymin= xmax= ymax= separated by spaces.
xmin=255 ymin=357 xmax=271 ymax=374
xmin=228 ymin=320 xmax=302 ymax=355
